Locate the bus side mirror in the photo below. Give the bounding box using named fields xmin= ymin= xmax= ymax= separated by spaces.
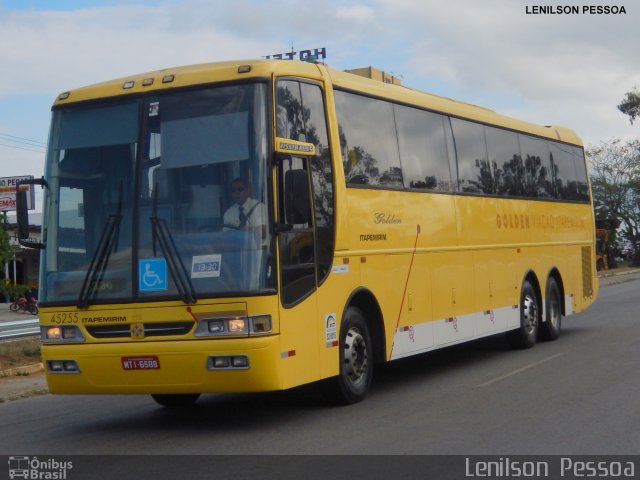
xmin=284 ymin=169 xmax=310 ymax=225
xmin=16 ymin=189 xmax=30 ymax=240
xmin=16 ymin=178 xmax=47 ymax=250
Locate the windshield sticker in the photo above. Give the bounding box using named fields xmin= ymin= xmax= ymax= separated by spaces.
xmin=139 ymin=258 xmax=168 ymax=292
xmin=148 ymin=101 xmax=159 ymax=117
xmin=191 ymin=254 xmax=222 ymax=278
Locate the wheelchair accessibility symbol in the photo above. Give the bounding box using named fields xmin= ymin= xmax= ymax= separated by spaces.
xmin=139 ymin=258 xmax=168 ymax=292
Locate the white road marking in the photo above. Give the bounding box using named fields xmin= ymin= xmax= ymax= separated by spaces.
xmin=477 ymin=352 xmax=567 ymax=387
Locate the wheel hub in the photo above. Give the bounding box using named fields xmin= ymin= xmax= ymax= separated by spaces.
xmin=344 ymin=327 xmax=368 ymax=382
xmin=548 ymin=291 xmax=560 ymax=328
xmin=523 ymin=294 xmax=538 ymax=334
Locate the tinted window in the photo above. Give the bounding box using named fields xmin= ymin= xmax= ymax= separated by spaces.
xmin=335 ymin=90 xmax=402 ymax=187
xmin=572 ymin=146 xmax=590 ymax=201
xmin=276 ymin=81 xmax=305 ymax=140
xmin=451 ymin=118 xmax=494 ymax=194
xmin=549 ymin=142 xmax=576 ymax=200
xmin=485 ymin=126 xmax=524 ymax=197
xmin=394 ymin=105 xmax=452 ymax=192
xmin=519 ymin=134 xmax=553 ymax=198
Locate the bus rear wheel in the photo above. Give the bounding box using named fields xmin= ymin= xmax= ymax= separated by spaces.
xmin=328 ymin=307 xmax=373 ymax=404
xmin=151 ymin=393 xmax=200 ymax=408
xmin=507 ymin=280 xmax=539 ymax=349
xmin=540 ymin=277 xmax=562 ymax=341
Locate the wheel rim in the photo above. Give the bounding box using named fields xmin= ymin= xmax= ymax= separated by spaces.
xmin=343 ymin=326 xmax=368 ymax=385
xmin=523 ymin=293 xmax=539 ymax=335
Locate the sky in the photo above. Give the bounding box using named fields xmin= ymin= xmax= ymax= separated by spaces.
xmin=1 ymin=0 xmax=639 ymax=211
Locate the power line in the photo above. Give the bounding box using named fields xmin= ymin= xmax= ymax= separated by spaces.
xmin=0 ymin=142 xmax=46 ymax=154
xmin=0 ymin=132 xmax=46 ymax=146
xmin=0 ymin=137 xmax=46 ymax=150
xmin=0 ymin=132 xmax=46 ymax=154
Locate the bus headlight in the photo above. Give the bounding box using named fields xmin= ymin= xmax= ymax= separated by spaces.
xmin=195 ymin=315 xmax=272 ymax=337
xmin=227 ymin=318 xmax=247 ymax=333
xmin=41 ymin=325 xmax=85 ymax=343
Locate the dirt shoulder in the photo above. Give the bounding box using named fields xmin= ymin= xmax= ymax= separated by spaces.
xmin=0 ymin=337 xmax=48 ymax=403
xmin=0 ymin=369 xmax=47 ymax=403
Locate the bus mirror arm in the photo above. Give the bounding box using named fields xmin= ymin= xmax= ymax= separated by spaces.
xmin=15 ymin=177 xmax=48 ymax=250
xmin=17 ymin=177 xmax=49 ymax=190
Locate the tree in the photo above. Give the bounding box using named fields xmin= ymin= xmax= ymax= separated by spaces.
xmin=587 ymin=139 xmax=640 ymax=266
xmin=0 ymin=214 xmax=11 ymax=268
xmin=0 ymin=214 xmax=14 ymax=300
xmin=618 ymin=88 xmax=640 ymax=124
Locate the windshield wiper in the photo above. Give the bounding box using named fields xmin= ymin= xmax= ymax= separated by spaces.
xmin=150 ymin=186 xmax=197 ymax=304
xmin=77 ymin=185 xmax=123 ymax=309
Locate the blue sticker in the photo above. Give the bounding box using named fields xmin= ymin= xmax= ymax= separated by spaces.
xmin=139 ymin=258 xmax=168 ymax=292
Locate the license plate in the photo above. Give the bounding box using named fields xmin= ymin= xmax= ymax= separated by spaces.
xmin=121 ymin=356 xmax=160 ymax=370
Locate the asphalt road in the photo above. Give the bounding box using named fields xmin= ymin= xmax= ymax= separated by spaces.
xmin=1 ymin=275 xmax=639 ymax=457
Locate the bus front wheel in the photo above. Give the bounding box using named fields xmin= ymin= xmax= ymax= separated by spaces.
xmin=151 ymin=393 xmax=200 ymax=408
xmin=329 ymin=307 xmax=374 ymax=404
xmin=507 ymin=280 xmax=539 ymax=349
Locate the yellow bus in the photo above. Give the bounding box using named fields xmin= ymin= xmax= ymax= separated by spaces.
xmin=17 ymin=59 xmax=597 ymax=406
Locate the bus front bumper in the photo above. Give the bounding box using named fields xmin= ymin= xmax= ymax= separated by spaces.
xmin=42 ymin=336 xmax=282 ymax=395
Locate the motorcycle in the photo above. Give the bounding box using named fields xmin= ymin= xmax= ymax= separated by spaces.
xmin=9 ymin=296 xmax=39 ymax=315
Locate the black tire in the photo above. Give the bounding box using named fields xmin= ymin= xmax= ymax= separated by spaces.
xmin=29 ymin=304 xmax=39 ymax=315
xmin=331 ymin=307 xmax=374 ymax=404
xmin=540 ymin=277 xmax=562 ymax=341
xmin=151 ymin=393 xmax=200 ymax=408
xmin=9 ymin=303 xmax=19 ymax=312
xmin=507 ymin=280 xmax=540 ymax=349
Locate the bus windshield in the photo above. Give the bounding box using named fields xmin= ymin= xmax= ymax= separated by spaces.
xmin=40 ymin=83 xmax=273 ymax=305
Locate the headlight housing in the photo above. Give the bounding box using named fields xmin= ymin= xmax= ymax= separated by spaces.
xmin=41 ymin=325 xmax=85 ymax=343
xmin=194 ymin=315 xmax=272 ymax=337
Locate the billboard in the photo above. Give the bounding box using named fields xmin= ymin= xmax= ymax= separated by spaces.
xmin=0 ymin=175 xmax=36 ymax=212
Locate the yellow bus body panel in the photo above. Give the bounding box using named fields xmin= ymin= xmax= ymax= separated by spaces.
xmin=43 ymin=336 xmax=282 ymax=394
xmin=44 ymin=59 xmax=598 ymax=395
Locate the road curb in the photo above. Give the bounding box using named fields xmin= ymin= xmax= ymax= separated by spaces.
xmin=598 ymin=268 xmax=640 ymax=279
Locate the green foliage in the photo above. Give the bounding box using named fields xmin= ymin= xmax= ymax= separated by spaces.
xmin=21 ymin=342 xmax=41 ymax=357
xmin=618 ymin=88 xmax=640 ymax=124
xmin=0 ymin=215 xmax=11 ymax=266
xmin=587 ymin=139 xmax=640 ymax=265
xmin=0 ymin=280 xmax=30 ymax=299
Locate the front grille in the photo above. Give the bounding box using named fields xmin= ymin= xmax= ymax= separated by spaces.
xmin=86 ymin=321 xmax=195 ymax=339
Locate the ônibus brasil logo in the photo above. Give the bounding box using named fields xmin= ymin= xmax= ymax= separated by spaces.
xmin=8 ymin=456 xmax=73 ymax=479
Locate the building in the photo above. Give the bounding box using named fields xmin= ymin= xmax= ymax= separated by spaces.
xmin=1 ymin=212 xmax=41 ymax=300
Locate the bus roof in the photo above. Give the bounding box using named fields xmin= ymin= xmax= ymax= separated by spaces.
xmin=53 ymin=59 xmax=583 ymax=146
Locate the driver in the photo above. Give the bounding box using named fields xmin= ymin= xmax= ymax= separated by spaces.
xmin=223 ymin=178 xmax=267 ymax=231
